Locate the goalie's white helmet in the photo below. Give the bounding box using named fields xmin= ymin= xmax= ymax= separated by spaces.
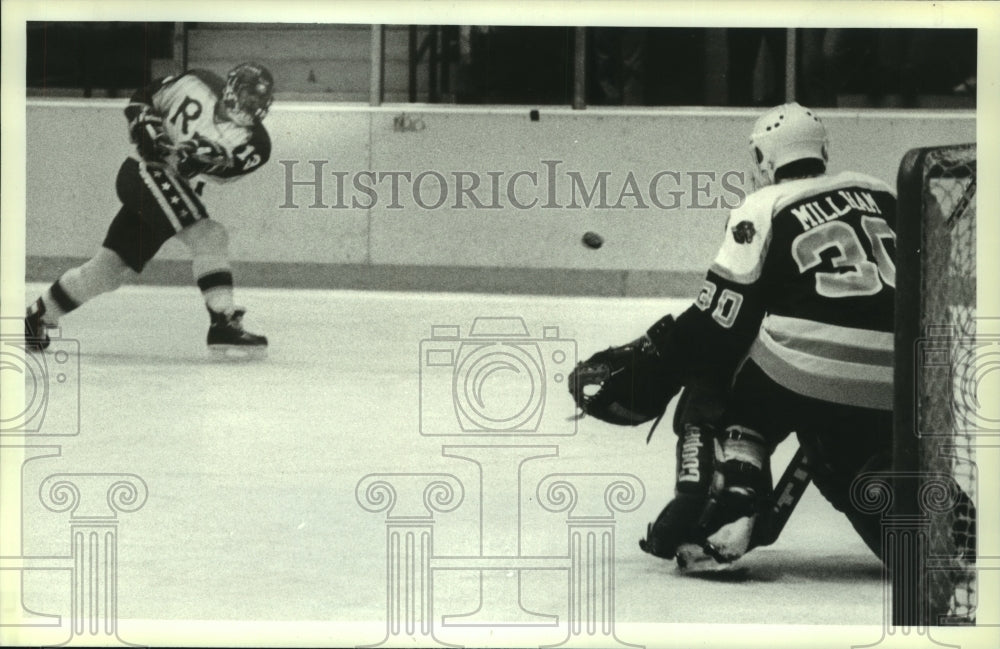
xmin=749 ymin=102 xmax=829 ymax=189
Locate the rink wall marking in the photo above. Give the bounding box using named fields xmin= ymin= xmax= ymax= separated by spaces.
xmin=25 ymin=256 xmax=703 ymax=297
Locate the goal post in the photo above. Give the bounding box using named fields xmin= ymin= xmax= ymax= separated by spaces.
xmin=892 ymin=143 xmax=977 ymax=626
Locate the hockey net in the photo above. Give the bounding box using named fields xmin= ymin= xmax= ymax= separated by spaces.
xmin=894 ymin=143 xmax=977 ymax=625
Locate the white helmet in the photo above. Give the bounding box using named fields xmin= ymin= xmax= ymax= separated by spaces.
xmin=749 ymin=102 xmax=829 ymax=188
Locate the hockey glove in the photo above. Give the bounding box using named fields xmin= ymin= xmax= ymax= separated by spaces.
xmin=175 ymin=134 xmax=232 ymax=178
xmin=568 ymin=315 xmax=681 ymax=427
xmin=129 ymin=106 xmax=170 ymax=161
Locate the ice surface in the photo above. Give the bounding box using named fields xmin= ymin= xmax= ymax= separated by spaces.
xmin=14 ymin=283 xmax=884 ymax=645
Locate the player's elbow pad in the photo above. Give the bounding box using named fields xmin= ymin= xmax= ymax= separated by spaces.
xmin=128 ymin=107 xmax=167 ymax=160
xmin=645 ymin=314 xmax=675 ymax=350
xmin=643 ymin=314 xmax=686 ymax=380
xmin=650 ymin=307 xmax=745 ymax=382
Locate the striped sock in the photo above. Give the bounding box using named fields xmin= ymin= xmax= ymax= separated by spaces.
xmin=197 ymin=270 xmax=235 ymax=313
xmin=38 ymin=279 xmax=81 ymax=324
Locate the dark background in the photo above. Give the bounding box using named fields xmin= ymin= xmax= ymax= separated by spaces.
xmin=26 ymin=23 xmax=976 ymax=108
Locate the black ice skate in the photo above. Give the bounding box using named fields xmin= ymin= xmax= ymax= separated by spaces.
xmin=24 ymin=298 xmax=51 ymax=352
xmin=207 ymin=306 xmax=268 ymax=360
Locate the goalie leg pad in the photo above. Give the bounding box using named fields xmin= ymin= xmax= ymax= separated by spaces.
xmin=675 ymin=543 xmax=745 ymax=575
xmin=640 ymin=493 xmax=707 ymax=560
xmin=699 ymin=425 xmax=770 ymax=563
xmin=676 ymin=422 xmax=718 ymax=494
xmin=640 ymin=423 xmax=719 ymax=559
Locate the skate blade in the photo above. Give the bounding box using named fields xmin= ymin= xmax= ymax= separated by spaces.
xmin=208 ymin=345 xmax=268 ymax=361
xmin=675 ymin=543 xmax=747 ymax=579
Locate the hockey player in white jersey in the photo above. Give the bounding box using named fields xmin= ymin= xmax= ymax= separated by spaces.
xmin=25 ymin=62 xmax=274 ymax=359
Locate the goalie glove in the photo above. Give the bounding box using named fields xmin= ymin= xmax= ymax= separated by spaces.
xmin=175 ymin=134 xmax=232 ymax=178
xmin=128 ymin=106 xmax=170 ymax=161
xmin=568 ymin=315 xmax=681 ymax=428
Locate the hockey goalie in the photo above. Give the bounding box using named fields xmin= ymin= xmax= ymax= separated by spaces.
xmin=569 ymin=102 xmax=975 ymax=573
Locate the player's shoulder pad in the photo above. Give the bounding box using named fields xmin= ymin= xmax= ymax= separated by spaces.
xmin=148 ymin=75 xmax=176 ymax=91
xmin=772 ymin=172 xmax=895 ymax=215
xmin=127 ymin=76 xmax=175 ymax=111
xmin=162 ymin=70 xmax=224 ymax=100
xmin=709 ymin=187 xmax=779 ymax=284
xmin=185 ymin=69 xmax=227 ymax=95
xmin=829 ymin=170 xmax=895 ymax=197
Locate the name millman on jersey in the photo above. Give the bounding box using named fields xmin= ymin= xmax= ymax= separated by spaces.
xmin=791 ymin=190 xmax=884 ymax=230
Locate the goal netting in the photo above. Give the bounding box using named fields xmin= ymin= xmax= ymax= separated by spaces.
xmin=893 ymin=143 xmax=977 ymax=626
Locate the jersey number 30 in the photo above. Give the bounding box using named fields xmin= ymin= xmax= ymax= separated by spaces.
xmin=792 ymin=216 xmax=896 ymax=297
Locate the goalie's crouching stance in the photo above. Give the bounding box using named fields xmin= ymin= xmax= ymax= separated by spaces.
xmin=569 ymin=312 xmax=901 ymax=571
xmin=570 ymin=102 xmax=976 ymax=572
xmin=569 ymin=315 xmax=785 ymax=571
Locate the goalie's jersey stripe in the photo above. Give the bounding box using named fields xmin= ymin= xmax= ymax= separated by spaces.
xmin=748 ymin=315 xmax=893 ymax=410
xmin=760 ymin=314 xmax=894 ymax=365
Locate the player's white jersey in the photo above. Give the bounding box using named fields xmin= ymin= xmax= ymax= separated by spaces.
xmin=703 ymin=171 xmax=897 ymax=409
xmin=126 ymin=70 xmax=270 ymax=181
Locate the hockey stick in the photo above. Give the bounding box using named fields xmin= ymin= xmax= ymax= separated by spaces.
xmin=749 ymin=445 xmax=811 ymax=549
xmin=157 ymin=139 xmax=233 ymax=168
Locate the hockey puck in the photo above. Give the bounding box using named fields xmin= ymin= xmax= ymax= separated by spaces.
xmin=582 ymin=231 xmax=604 ymax=249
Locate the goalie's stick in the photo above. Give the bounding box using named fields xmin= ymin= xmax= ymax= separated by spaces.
xmin=749 ymin=445 xmax=811 ymax=549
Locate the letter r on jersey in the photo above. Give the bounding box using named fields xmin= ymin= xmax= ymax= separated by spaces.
xmin=171 ymin=97 xmax=203 ymax=136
